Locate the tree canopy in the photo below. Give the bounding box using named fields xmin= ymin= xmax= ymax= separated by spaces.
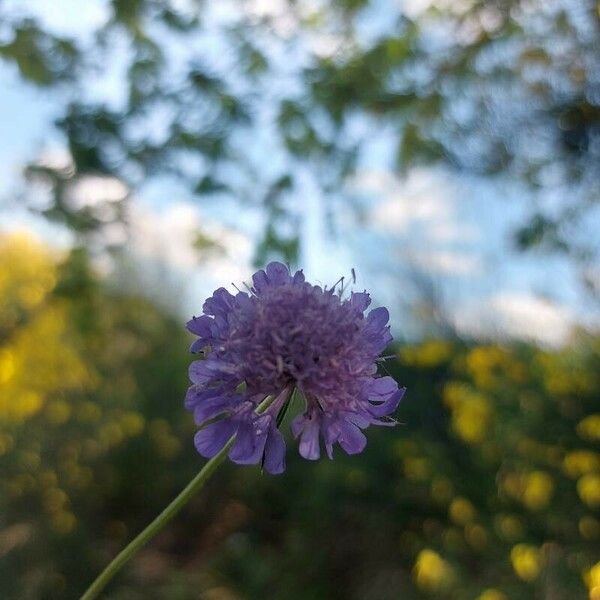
xmin=1 ymin=0 xmax=598 ymax=274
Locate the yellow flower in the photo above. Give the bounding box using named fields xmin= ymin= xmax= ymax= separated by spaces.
xmin=0 ymin=305 xmax=94 ymax=423
xmin=443 ymin=383 xmax=492 ymax=444
xmin=38 ymin=469 xmax=58 ymax=488
xmin=46 ymin=400 xmax=72 ymax=425
xmin=502 ymin=471 xmax=554 ymax=511
xmin=0 ymin=349 xmax=15 ymax=384
xmin=0 ymin=234 xmax=97 ymax=424
xmin=449 ymin=497 xmax=476 ymax=525
xmin=403 ymin=456 xmax=431 ymax=481
xmin=584 ymin=562 xmax=600 ymax=600
xmin=578 ymin=474 xmax=600 ymax=508
xmin=43 ymin=488 xmax=69 ymax=514
xmin=494 ymin=515 xmax=524 ymax=542
xmin=465 ymin=346 xmax=525 ymax=388
xmin=477 ymin=590 xmax=507 ymax=600
xmin=399 ymin=340 xmax=453 ymax=368
xmin=413 ymin=549 xmax=455 ymax=592
xmin=563 ymin=451 xmax=600 ymax=478
xmin=51 ymin=511 xmax=77 ymax=535
xmin=0 ymin=232 xmax=57 ymax=320
xmin=120 ymin=411 xmax=145 ymax=437
xmin=99 ymin=422 xmax=124 ymax=448
xmin=577 ymin=415 xmax=600 ymax=442
xmin=510 ymin=544 xmax=542 ymax=581
xmin=537 ymin=351 xmax=597 ymax=396
xmin=522 ymin=471 xmax=554 ymax=511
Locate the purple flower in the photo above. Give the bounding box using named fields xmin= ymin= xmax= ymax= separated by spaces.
xmin=186 ymin=262 xmax=405 ymax=474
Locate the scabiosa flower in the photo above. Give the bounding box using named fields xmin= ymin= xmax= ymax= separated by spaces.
xmin=186 ymin=262 xmax=405 ymax=474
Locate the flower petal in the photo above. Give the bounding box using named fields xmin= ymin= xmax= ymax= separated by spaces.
xmin=369 ymin=376 xmax=398 ymax=400
xmin=292 ymin=269 xmax=305 ymax=285
xmin=350 ymin=291 xmax=371 ymax=313
xmin=364 ymin=307 xmax=392 ymax=353
xmin=251 ymin=268 xmax=269 ymax=293
xmin=194 ymin=418 xmax=237 ymax=458
xmin=263 ymin=425 xmax=286 ymax=474
xmin=299 ymin=418 xmax=321 ymax=460
xmin=188 ymin=359 xmax=230 ymax=385
xmin=291 ymin=414 xmax=305 ymax=439
xmin=366 ymin=306 xmax=389 ymax=329
xmin=321 ymin=416 xmax=341 ymax=459
xmin=229 ymin=419 xmax=266 ymax=465
xmin=187 ymin=314 xmax=212 ymax=336
xmin=192 ymin=393 xmax=236 ymax=425
xmin=266 ymin=262 xmax=291 ymax=286
xmin=203 ymin=287 xmax=236 ymax=319
xmin=367 ymin=377 xmax=405 ymax=417
xmin=338 ymin=420 xmax=367 ymax=455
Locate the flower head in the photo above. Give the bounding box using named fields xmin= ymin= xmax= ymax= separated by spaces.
xmin=186 ymin=262 xmax=405 ymax=474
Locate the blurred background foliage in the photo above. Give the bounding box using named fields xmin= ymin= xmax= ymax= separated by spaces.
xmin=1 ymin=0 xmax=600 ymax=599
xmin=0 ymin=232 xmax=599 ymax=599
xmin=1 ymin=0 xmax=599 ymax=273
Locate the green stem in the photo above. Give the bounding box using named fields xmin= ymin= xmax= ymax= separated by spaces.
xmin=254 ymin=394 xmax=275 ymax=414
xmin=80 ymin=435 xmax=236 ymax=600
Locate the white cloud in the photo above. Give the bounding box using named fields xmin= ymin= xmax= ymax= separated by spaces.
xmin=66 ymin=176 xmax=129 ymax=208
xmin=400 ymin=0 xmax=434 ymax=19
xmin=359 ymin=168 xmax=455 ymax=233
xmin=309 ymin=32 xmax=345 ymax=58
xmin=243 ymin=0 xmax=297 ymax=36
xmin=350 ymin=167 xmax=483 ymax=278
xmin=36 ymin=148 xmax=75 ymax=173
xmin=453 ymin=292 xmax=575 ymax=347
xmin=0 ymin=207 xmax=73 ymax=249
xmin=124 ymin=200 xmax=253 ymax=309
xmin=427 ymin=221 xmax=480 ymax=243
xmin=1 ymin=195 xmax=253 ymax=315
xmin=350 ymin=169 xmax=397 ymax=194
xmin=411 ymin=250 xmax=482 ymax=276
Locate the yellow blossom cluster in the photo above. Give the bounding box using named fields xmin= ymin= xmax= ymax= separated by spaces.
xmin=399 ymin=340 xmax=453 ymax=368
xmin=501 ymin=470 xmax=555 ymax=511
xmin=413 ymin=548 xmax=456 ymax=592
xmin=0 ymin=234 xmax=95 ymax=423
xmin=584 ymin=562 xmax=600 ymax=600
xmin=465 ymin=345 xmax=527 ymax=389
xmin=510 ymin=544 xmax=543 ymax=581
xmin=443 ymin=383 xmax=492 ymax=444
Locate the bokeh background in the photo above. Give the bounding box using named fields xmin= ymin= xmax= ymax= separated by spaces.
xmin=1 ymin=1 xmax=600 ymax=599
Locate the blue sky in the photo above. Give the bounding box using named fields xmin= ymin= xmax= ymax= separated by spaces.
xmin=1 ymin=0 xmax=597 ymax=346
